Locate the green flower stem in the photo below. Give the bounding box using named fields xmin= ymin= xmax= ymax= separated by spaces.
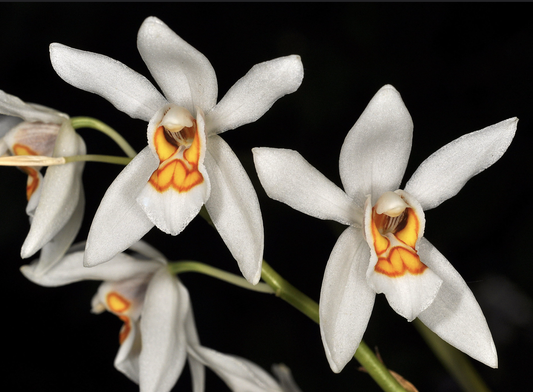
xmin=167 ymin=261 xmax=274 ymax=294
xmin=413 ymin=319 xmax=491 ymax=392
xmin=64 ymin=154 xmax=132 ymax=165
xmin=70 ymin=116 xmax=137 ymax=158
xmin=261 ymin=260 xmax=407 ymax=392
xmin=198 ymin=206 xmax=405 ymax=391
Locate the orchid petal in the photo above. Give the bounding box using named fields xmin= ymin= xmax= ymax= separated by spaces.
xmin=21 ymin=122 xmax=85 ymax=258
xmin=206 ymin=55 xmax=303 ymax=135
xmin=204 ymin=134 xmax=263 ymax=284
xmin=114 ymin=318 xmax=142 ymax=384
xmin=50 ymin=43 xmax=167 ymax=122
xmin=31 ymin=189 xmax=85 ymax=277
xmin=417 ymin=238 xmax=498 ymax=368
xmin=405 ymin=118 xmax=518 ymax=211
xmin=139 ymin=270 xmax=189 ymax=392
xmin=271 ymin=364 xmax=302 ymax=392
xmin=137 ymin=17 xmax=217 ymax=113
xmin=0 ymin=89 xmax=65 ymax=124
xmin=137 ymin=109 xmax=210 ymax=236
xmin=339 ymin=85 xmax=413 ymax=206
xmin=188 ymin=345 xmax=282 ymax=392
xmin=20 ymin=249 xmax=162 ymax=286
xmin=253 ymin=147 xmax=362 ymax=226
xmin=319 ymin=226 xmax=375 ymax=373
xmin=85 ymin=146 xmax=157 ymax=267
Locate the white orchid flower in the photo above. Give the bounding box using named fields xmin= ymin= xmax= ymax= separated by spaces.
xmin=253 ymin=84 xmax=517 ymax=373
xmin=22 ymin=240 xmax=296 ymax=392
xmin=0 ymin=90 xmax=86 ymax=275
xmin=49 ymin=16 xmax=304 ymax=284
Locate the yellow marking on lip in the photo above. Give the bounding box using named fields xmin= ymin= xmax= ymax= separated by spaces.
xmin=371 ymin=210 xmax=390 ymax=255
xmin=149 ymin=123 xmax=204 ymax=193
xmin=374 ymin=247 xmax=427 ymax=277
xmin=395 ymin=208 xmax=419 ymax=249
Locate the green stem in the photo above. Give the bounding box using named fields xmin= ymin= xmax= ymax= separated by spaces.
xmin=64 ymin=154 xmax=132 ymax=165
xmin=70 ymin=116 xmax=137 ymax=158
xmin=199 ymin=206 xmax=405 ymax=391
xmin=261 ymin=260 xmax=406 ymax=392
xmin=413 ymin=319 xmax=491 ymax=392
xmin=167 ymin=261 xmax=274 ymax=294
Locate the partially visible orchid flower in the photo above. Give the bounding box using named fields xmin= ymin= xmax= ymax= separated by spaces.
xmin=0 ymin=90 xmax=85 ymax=275
xmin=22 ymin=240 xmax=297 ymax=392
xmin=253 ymin=85 xmax=517 ymax=373
xmin=49 ymin=16 xmax=304 ymax=284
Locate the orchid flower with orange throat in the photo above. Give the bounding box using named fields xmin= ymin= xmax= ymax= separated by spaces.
xmin=49 ymin=16 xmax=304 ymax=284
xmin=0 ymin=90 xmax=85 ymax=276
xmin=253 ymin=85 xmax=517 ymax=373
xmin=22 ymin=241 xmax=298 ymax=392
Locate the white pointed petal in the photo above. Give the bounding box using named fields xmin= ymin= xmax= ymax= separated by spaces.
xmin=139 ymin=270 xmax=189 ymax=392
xmin=0 ymin=90 xmax=65 ymax=124
xmin=339 ymin=85 xmax=413 ymax=206
xmin=31 ymin=189 xmax=85 ymax=277
xmin=21 ymin=250 xmax=162 ymax=287
xmin=50 ymin=43 xmax=167 ymax=121
xmin=85 ymin=146 xmax=157 ymax=267
xmin=253 ymin=147 xmax=362 ymax=226
xmin=21 ymin=123 xmax=85 ymax=258
xmin=188 ymin=345 xmax=282 ymax=392
xmin=417 ymin=238 xmax=498 ymax=368
xmin=319 ymin=226 xmax=375 ymax=373
xmin=205 ymin=55 xmax=303 ymax=135
xmin=137 ymin=108 xmax=210 ymax=236
xmin=405 ymin=118 xmax=517 ymax=211
xmin=114 ymin=318 xmax=141 ymax=384
xmin=204 ymin=134 xmax=263 ymax=284
xmin=137 ymin=17 xmax=217 ymax=113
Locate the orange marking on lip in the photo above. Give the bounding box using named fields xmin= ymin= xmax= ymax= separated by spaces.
xmin=117 ymin=315 xmax=132 ymax=345
xmin=371 ymin=204 xmax=426 ymax=278
xmin=374 ymin=247 xmax=427 ymax=277
xmin=12 ymin=143 xmax=41 ymax=200
xmin=149 ymin=124 xmax=204 ymax=193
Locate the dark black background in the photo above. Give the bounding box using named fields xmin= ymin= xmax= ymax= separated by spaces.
xmin=1 ymin=3 xmax=532 ymax=392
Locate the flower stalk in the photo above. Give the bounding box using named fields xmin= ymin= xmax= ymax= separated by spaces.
xmin=70 ymin=116 xmax=137 ymax=158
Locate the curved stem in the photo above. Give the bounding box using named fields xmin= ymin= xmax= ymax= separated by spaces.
xmin=70 ymin=116 xmax=137 ymax=158
xmin=168 ymin=261 xmax=274 ymax=294
xmin=413 ymin=319 xmax=492 ymax=392
xmin=64 ymin=154 xmax=132 ymax=165
xmin=261 ymin=260 xmax=407 ymax=392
